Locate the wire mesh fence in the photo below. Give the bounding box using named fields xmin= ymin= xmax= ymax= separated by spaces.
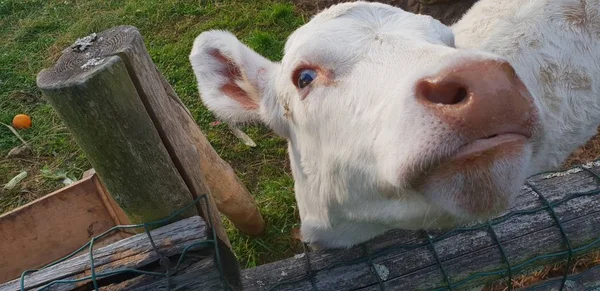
xmin=243 ymin=164 xmax=600 ymax=291
xmin=13 ymin=194 xmax=232 ymax=291
xmin=9 ymin=163 xmax=600 ymax=291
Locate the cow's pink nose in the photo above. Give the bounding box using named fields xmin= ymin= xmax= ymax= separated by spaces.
xmin=415 ymin=60 xmax=535 ymax=139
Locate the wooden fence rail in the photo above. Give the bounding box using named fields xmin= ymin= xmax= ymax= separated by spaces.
xmin=3 ymin=162 xmax=600 ymax=290
xmin=0 ymin=215 xmax=229 ymax=290
xmin=240 ymin=163 xmax=600 ymax=290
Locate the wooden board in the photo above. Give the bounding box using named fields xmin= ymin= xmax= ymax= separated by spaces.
xmin=112 ymin=25 xmax=265 ymax=237
xmin=0 ymin=216 xmax=211 ymax=291
xmin=99 ymin=254 xmax=226 ymax=291
xmin=0 ymin=171 xmax=131 ymax=284
xmin=239 ymin=163 xmax=600 ymax=290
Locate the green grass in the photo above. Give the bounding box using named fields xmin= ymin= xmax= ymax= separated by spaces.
xmin=0 ymin=0 xmax=307 ymax=268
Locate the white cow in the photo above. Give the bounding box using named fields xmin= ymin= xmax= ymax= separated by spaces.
xmin=189 ymin=0 xmax=600 ymax=249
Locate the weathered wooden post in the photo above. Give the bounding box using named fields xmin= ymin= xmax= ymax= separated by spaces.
xmin=36 ymin=25 xmax=265 ymax=237
xmin=38 ymin=54 xmax=198 ymax=224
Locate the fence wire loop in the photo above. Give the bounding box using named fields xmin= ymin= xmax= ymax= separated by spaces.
xmin=486 ymin=222 xmax=513 ymax=290
xmin=14 ymin=162 xmax=600 ymax=291
xmin=18 ymin=194 xmax=230 ymax=291
xmin=361 ymin=244 xmax=386 ymax=291
xmin=301 ymin=242 xmax=319 ymax=291
xmin=425 ymin=230 xmax=452 ymax=291
xmin=527 ymin=181 xmax=574 ymax=291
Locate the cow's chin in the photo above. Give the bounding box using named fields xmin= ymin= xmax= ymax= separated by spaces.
xmin=416 ymin=139 xmax=532 ymax=223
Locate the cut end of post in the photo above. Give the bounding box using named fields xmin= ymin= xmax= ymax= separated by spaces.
xmin=37 ymin=25 xmax=142 ymax=91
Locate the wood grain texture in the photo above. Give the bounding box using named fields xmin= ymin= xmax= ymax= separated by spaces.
xmin=239 ymin=164 xmax=600 ymax=290
xmin=0 ymin=216 xmax=208 ymax=291
xmin=0 ymin=173 xmax=129 ymax=284
xmin=99 ymin=252 xmax=227 ymax=291
xmin=37 ymin=55 xmax=197 ymax=225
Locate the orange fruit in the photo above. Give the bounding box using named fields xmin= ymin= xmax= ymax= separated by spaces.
xmin=12 ymin=114 xmax=32 ymax=129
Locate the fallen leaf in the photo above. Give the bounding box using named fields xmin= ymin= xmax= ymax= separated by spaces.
xmin=3 ymin=171 xmax=28 ymax=190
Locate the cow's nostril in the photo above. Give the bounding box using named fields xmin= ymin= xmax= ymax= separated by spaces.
xmin=451 ymin=87 xmax=468 ymax=105
xmin=417 ymin=80 xmax=469 ymax=106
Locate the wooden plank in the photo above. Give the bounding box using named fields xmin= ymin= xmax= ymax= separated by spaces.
xmin=0 ymin=216 xmax=208 ymax=291
xmin=239 ymin=163 xmax=600 ymax=290
xmin=107 ymin=24 xmax=258 ymax=239
xmin=37 ymin=53 xmax=198 ymax=225
xmin=0 ymin=173 xmax=130 ymax=284
xmin=99 ymin=252 xmax=226 ymax=290
xmin=153 ymin=32 xmax=265 ymax=237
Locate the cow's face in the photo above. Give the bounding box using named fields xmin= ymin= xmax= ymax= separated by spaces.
xmin=190 ymin=2 xmax=541 ymax=245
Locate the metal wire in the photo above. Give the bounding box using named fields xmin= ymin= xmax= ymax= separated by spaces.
xmin=426 ymin=230 xmax=452 ymax=291
xmin=15 ymin=164 xmax=600 ymax=291
xmin=18 ymin=194 xmax=229 ymax=291
xmin=487 ymin=222 xmax=513 ymax=290
xmin=362 ymin=244 xmax=385 ymax=291
xmin=265 ymin=165 xmax=600 ymax=291
xmin=527 ymin=181 xmax=574 ymax=291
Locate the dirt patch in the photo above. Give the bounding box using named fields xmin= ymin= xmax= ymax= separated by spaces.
xmin=564 ymin=129 xmax=600 ymax=168
xmin=293 ymin=0 xmax=479 ymax=25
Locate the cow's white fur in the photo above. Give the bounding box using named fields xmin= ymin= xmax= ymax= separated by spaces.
xmin=189 ymin=0 xmax=600 ymax=248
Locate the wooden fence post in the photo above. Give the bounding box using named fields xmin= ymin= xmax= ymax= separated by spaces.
xmin=37 ymin=25 xmax=266 ymax=237
xmin=38 ymin=55 xmax=198 ymax=225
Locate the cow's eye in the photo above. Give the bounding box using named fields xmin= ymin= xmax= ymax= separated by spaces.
xmin=297 ymin=69 xmax=317 ymax=89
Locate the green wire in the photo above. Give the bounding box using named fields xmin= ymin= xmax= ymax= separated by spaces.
xmin=266 ymin=166 xmax=600 ymax=291
xmin=18 ymin=164 xmax=600 ymax=291
xmin=19 ymin=195 xmax=232 ymax=291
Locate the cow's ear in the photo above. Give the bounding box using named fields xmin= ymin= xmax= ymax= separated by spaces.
xmin=189 ymin=30 xmax=279 ymax=125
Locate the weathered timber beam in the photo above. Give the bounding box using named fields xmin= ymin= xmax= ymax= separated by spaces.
xmin=37 ymin=55 xmax=197 ymax=225
xmin=240 ymin=163 xmax=600 ymax=290
xmin=0 ymin=216 xmax=211 ymax=291
xmin=99 ymin=253 xmax=226 ymax=291
xmin=36 ymin=26 xmax=246 ymax=289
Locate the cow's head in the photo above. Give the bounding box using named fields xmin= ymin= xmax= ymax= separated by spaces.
xmin=190 ymin=2 xmax=542 ymax=247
